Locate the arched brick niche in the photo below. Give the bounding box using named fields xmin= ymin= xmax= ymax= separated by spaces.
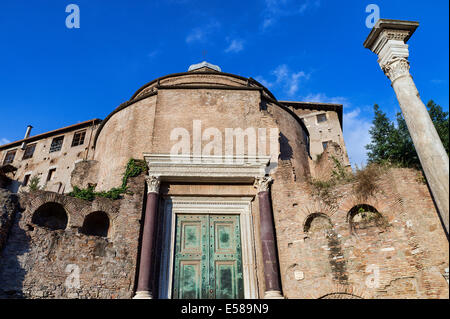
xmin=319 ymin=292 xmax=363 ymax=299
xmin=347 ymin=204 xmax=387 ymax=235
xmin=31 ymin=202 xmax=68 ymax=230
xmin=79 ymin=211 xmax=110 ymax=237
xmin=304 ymin=212 xmax=333 ymax=234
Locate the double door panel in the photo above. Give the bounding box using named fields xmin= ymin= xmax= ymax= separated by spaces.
xmin=173 ymin=214 xmax=244 ymax=299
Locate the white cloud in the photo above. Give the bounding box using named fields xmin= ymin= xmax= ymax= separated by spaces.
xmin=186 ymin=21 xmax=220 ymax=44
xmin=302 ymin=93 xmax=348 ymax=105
xmin=288 ymin=71 xmax=308 ymax=96
xmin=431 ymin=79 xmax=446 ymax=85
xmin=256 ymin=64 xmax=309 ymax=96
xmin=147 ymin=50 xmax=160 ymax=59
xmin=254 ymin=76 xmax=272 ymax=88
xmin=262 ymin=17 xmax=274 ymax=29
xmin=262 ymin=0 xmax=320 ymax=30
xmin=186 ymin=28 xmax=205 ymax=43
xmin=0 ymin=138 xmax=11 ymax=146
xmin=225 ymin=39 xmax=244 ymax=53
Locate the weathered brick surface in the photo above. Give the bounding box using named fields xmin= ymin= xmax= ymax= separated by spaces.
xmin=94 ymin=97 xmax=157 ymax=191
xmin=0 ymin=71 xmax=448 ymax=299
xmin=272 ymin=168 xmax=449 ymax=299
xmin=0 ymin=175 xmax=145 ymax=299
xmin=0 ymin=122 xmax=99 ymax=194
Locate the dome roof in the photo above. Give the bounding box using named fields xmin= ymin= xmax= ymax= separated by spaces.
xmin=92 ymin=68 xmax=310 ymax=147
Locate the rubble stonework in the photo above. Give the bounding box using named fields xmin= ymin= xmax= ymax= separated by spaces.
xmin=0 ymin=189 xmax=19 ymax=252
xmin=0 ymin=175 xmax=145 ymax=299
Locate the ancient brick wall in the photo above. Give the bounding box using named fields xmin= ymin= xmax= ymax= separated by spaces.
xmin=94 ymin=96 xmax=157 ymax=191
xmin=1 ymin=70 xmax=447 ymax=300
xmin=0 ymin=175 xmax=146 ymax=299
xmin=272 ymin=167 xmax=449 ymax=299
xmin=93 ymin=73 xmax=312 ymax=191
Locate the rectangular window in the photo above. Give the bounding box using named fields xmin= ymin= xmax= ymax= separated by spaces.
xmin=23 ymin=174 xmax=31 ymax=186
xmin=22 ymin=143 xmax=36 ymax=160
xmin=3 ymin=150 xmax=16 ymax=165
xmin=71 ymin=130 xmax=86 ymax=147
xmin=47 ymin=168 xmax=56 ymax=182
xmin=317 ymin=113 xmax=327 ymax=123
xmin=49 ymin=136 xmax=64 ymax=153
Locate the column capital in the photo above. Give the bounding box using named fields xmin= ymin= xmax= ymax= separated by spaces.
xmin=382 ymin=57 xmax=411 ymax=83
xmin=145 ymin=175 xmax=161 ymax=194
xmin=254 ymin=176 xmax=273 ymax=193
xmin=364 ymin=19 xmax=418 ymax=82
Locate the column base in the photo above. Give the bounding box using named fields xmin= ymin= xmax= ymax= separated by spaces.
xmin=264 ymin=290 xmax=284 ymax=299
xmin=133 ymin=291 xmax=153 ymax=299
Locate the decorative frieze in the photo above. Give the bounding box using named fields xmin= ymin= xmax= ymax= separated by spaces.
xmin=143 ymin=154 xmax=270 ymax=183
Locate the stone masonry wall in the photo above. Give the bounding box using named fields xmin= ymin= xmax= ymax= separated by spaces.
xmin=0 ymin=175 xmax=146 ymax=299
xmin=0 ymin=189 xmax=19 ymax=253
xmin=272 ymin=167 xmax=449 ymax=299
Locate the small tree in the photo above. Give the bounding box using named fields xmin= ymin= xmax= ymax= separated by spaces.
xmin=365 ymin=104 xmax=398 ymax=164
xmin=427 ymin=100 xmax=449 ymax=155
xmin=366 ymin=100 xmax=449 ymax=169
xmin=28 ymin=176 xmax=41 ymax=192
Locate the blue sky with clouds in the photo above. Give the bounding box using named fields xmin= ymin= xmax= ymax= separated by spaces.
xmin=0 ymin=0 xmax=448 ymax=167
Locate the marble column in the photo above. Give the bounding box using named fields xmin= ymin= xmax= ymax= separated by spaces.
xmin=254 ymin=176 xmax=284 ymax=299
xmin=134 ymin=175 xmax=161 ymax=299
xmin=364 ymin=19 xmax=449 ymax=235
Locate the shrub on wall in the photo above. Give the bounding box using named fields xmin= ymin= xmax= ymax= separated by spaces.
xmin=28 ymin=176 xmax=41 ymax=192
xmin=69 ymin=159 xmax=147 ymax=201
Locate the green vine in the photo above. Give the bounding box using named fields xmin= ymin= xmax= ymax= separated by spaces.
xmin=68 ymin=159 xmax=147 ymax=201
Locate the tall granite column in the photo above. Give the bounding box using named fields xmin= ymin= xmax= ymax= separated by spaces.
xmin=254 ymin=176 xmax=284 ymax=299
xmin=364 ymin=19 xmax=449 ymax=235
xmin=134 ymin=175 xmax=161 ymax=299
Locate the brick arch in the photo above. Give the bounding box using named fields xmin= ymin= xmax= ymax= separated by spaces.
xmin=319 ymin=292 xmax=363 ymax=299
xmin=78 ymin=199 xmax=119 ymax=237
xmin=338 ymin=192 xmax=403 ymax=224
xmin=27 ymin=192 xmax=76 ymax=227
xmin=302 ymin=281 xmax=371 ymax=299
xmin=303 ymin=212 xmax=333 ymax=234
xmin=31 ymin=202 xmax=68 ymax=230
xmin=298 ymin=201 xmax=338 ymax=234
xmin=26 ymin=192 xmax=120 ymax=231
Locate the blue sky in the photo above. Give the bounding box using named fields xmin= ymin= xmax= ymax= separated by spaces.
xmin=0 ymin=0 xmax=448 ymax=167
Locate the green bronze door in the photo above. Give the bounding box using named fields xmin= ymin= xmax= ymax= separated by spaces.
xmin=172 ymin=214 xmax=244 ymax=299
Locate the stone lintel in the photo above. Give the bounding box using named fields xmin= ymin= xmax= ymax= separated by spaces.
xmin=143 ymin=154 xmax=271 ymax=183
